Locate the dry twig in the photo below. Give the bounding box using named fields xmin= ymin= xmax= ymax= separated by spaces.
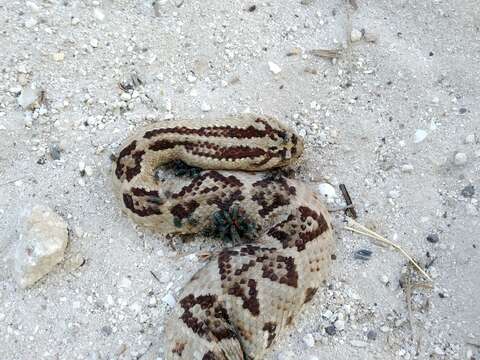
xmin=308 ymin=48 xmax=342 ymax=59
xmin=345 ymin=219 xmax=433 ymax=282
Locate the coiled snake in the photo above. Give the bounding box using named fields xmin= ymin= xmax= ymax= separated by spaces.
xmin=112 ymin=114 xmax=335 ymax=359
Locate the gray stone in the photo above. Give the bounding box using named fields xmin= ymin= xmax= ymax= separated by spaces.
xmin=325 ymin=325 xmax=336 ymax=335
xmin=426 ymin=233 xmax=439 ymax=243
xmin=461 ymin=185 xmax=475 ymax=198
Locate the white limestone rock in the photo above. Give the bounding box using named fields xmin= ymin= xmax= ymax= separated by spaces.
xmin=317 ymin=183 xmax=338 ymax=204
xmin=17 ymin=85 xmax=42 ymax=109
xmin=14 ymin=205 xmax=68 ymax=288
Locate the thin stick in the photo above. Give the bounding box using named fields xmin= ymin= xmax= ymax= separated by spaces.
xmin=339 ymin=184 xmax=357 ymax=218
xmin=345 ymin=219 xmax=433 ymax=282
xmin=150 ymin=270 xmax=161 ymax=283
xmin=405 ymin=266 xmax=414 ymax=333
xmin=0 ymin=176 xmax=28 ymax=187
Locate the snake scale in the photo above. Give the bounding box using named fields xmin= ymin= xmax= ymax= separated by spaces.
xmin=112 ymin=114 xmax=335 ymax=359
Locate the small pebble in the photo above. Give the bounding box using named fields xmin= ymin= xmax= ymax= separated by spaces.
xmin=120 ymin=92 xmax=131 ymax=101
xmin=101 ymin=325 xmax=112 ymax=336
xmin=461 ymin=185 xmax=475 ymax=198
xmin=388 ymin=190 xmax=400 ymax=199
xmin=162 ymin=292 xmax=176 ymax=307
xmin=466 ymin=203 xmax=478 ymax=216
xmin=426 ymin=233 xmax=439 ymax=243
xmin=350 ymin=340 xmax=367 ymax=348
xmin=379 ymin=275 xmax=389 ymax=285
xmin=17 ymin=86 xmax=42 ymax=109
xmin=84 ymin=166 xmax=93 ymax=177
xmin=401 ymin=164 xmax=414 ymax=173
xmin=334 ymin=319 xmax=345 ymax=331
xmin=366 ymin=330 xmax=377 ymax=340
xmin=201 ymin=101 xmax=211 ymax=112
xmin=325 ymin=325 xmax=336 ymax=335
xmin=119 ymin=277 xmax=132 ymax=288
xmin=25 ymin=17 xmax=38 ymax=28
xmin=52 ymin=52 xmax=65 ymax=62
xmin=414 ymin=129 xmax=428 ymax=143
xmin=303 ymin=333 xmax=315 ymax=347
xmin=459 ymin=107 xmax=467 ymax=114
xmin=90 ymin=38 xmax=99 ymax=48
xmin=350 ymin=29 xmax=363 ymax=42
xmin=93 ymin=8 xmax=105 ymax=21
xmin=354 ymin=249 xmax=372 ymax=261
xmin=187 ymin=73 xmax=197 ymax=83
xmin=454 ymin=152 xmax=468 ymax=166
xmin=380 ymin=326 xmax=391 ymax=333
xmin=268 ymin=61 xmax=282 ymax=74
xmin=465 ymin=134 xmax=475 ymax=144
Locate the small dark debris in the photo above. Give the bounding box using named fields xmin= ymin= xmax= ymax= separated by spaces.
xmin=79 ymin=169 xmax=86 ymax=177
xmin=325 ymin=325 xmax=336 ymax=336
xmin=367 ymin=329 xmax=377 ymax=340
xmin=429 ymin=51 xmax=434 ymax=56
xmin=349 ymin=0 xmax=358 ymax=10
xmin=331 ymin=254 xmax=337 ymax=260
xmin=248 ymin=5 xmax=256 ymax=12
xmin=119 ymin=73 xmax=143 ymax=92
xmin=425 ymin=256 xmax=436 ymax=269
xmin=37 ymin=156 xmax=46 ymax=165
xmin=438 ymin=292 xmax=446 ymax=299
xmin=426 ymin=234 xmax=439 ymax=244
xmin=461 ymin=185 xmax=475 ymax=198
xmin=459 ymin=107 xmax=467 ymax=114
xmin=354 ymin=249 xmax=372 ymax=261
xmin=150 ymin=270 xmax=161 ymax=282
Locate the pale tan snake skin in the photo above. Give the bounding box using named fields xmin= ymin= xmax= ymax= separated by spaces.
xmin=112 ymin=114 xmax=335 ymax=359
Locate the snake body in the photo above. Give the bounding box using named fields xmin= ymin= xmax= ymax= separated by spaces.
xmin=112 ymin=114 xmax=335 ymax=359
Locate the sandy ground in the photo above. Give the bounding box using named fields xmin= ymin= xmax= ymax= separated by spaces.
xmin=1 ymin=0 xmax=479 ymax=359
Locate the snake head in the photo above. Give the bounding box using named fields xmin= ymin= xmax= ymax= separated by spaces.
xmin=279 ymin=131 xmax=304 ymax=161
xmin=208 ymin=205 xmax=256 ymax=245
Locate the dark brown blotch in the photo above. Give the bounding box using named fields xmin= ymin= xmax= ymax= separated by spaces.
xmin=263 ymin=322 xmax=277 ymax=348
xmin=304 ymin=287 xmax=318 ymax=304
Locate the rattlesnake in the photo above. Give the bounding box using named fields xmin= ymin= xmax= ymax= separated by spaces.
xmin=112 ymin=114 xmax=335 ymax=359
